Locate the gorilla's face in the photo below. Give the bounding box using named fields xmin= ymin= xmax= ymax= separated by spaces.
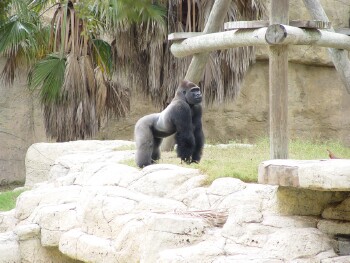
xmin=184 ymin=86 xmax=202 ymax=105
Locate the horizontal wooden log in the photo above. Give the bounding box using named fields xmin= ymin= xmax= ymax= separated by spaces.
xmin=265 ymin=24 xmax=350 ymax=49
xmin=171 ymin=28 xmax=268 ymax=57
xmin=168 ymin=32 xmax=203 ymax=41
xmin=170 ymin=25 xmax=350 ymax=58
xmin=335 ymin=28 xmax=350 ymax=36
xmin=224 ymin=20 xmax=331 ymax=30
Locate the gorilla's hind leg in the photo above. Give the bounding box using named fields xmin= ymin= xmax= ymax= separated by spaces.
xmin=151 ymin=138 xmax=162 ymax=163
xmin=135 ymin=124 xmax=154 ymax=168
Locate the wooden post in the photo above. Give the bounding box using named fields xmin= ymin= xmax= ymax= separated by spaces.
xmin=185 ymin=0 xmax=232 ymax=83
xmin=303 ymin=0 xmax=350 ymax=94
xmin=269 ymin=0 xmax=289 ymax=159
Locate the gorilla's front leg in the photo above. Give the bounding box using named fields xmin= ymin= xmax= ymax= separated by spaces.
xmin=175 ymin=131 xmax=195 ymax=163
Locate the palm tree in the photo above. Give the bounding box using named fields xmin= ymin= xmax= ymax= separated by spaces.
xmin=0 ymin=0 xmax=265 ymax=142
xmin=112 ymin=0 xmax=266 ymax=108
xmin=0 ymin=0 xmax=165 ymax=141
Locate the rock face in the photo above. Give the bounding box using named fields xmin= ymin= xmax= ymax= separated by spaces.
xmin=1 ymin=140 xmax=350 ymax=262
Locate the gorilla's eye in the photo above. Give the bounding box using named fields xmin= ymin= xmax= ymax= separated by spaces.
xmin=182 ymin=91 xmax=186 ymax=95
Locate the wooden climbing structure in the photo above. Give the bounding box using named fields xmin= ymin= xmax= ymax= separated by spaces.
xmin=169 ymin=0 xmax=350 ymax=159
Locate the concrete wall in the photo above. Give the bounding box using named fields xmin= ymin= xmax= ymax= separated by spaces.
xmin=0 ymin=58 xmax=46 ymax=185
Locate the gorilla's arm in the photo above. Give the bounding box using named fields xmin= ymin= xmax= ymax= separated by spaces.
xmin=191 ymin=104 xmax=204 ymax=162
xmin=171 ymin=102 xmax=196 ymax=163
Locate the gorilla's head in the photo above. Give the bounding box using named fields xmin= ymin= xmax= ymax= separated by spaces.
xmin=177 ymin=80 xmax=202 ymax=105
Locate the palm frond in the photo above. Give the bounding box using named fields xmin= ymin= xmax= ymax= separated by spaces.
xmin=112 ymin=0 xmax=266 ymax=107
xmin=0 ymin=18 xmax=40 ymax=85
xmin=28 ymin=53 xmax=66 ymax=103
xmin=92 ymin=39 xmax=113 ymax=75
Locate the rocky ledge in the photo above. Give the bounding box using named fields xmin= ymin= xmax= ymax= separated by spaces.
xmin=0 ymin=140 xmax=350 ymax=262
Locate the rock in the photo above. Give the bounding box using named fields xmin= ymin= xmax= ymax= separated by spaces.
xmin=129 ymin=164 xmax=200 ymax=197
xmin=0 ymin=231 xmax=20 ymax=263
xmin=262 ymin=215 xmax=319 ymax=228
xmin=3 ymin=140 xmax=350 ymax=262
xmin=15 ymin=185 xmax=81 ymax=221
xmin=207 ymin=177 xmax=246 ymax=196
xmin=0 ymin=210 xmax=18 ymax=233
xmin=275 ymin=187 xmax=348 ymax=216
xmin=157 ymin=233 xmax=226 ymax=263
xmin=318 ymin=220 xmax=350 ymax=235
xmin=140 ymin=213 xmax=207 ymax=262
xmin=14 ymin=224 xmax=40 ymax=241
xmin=25 ymin=140 xmax=135 ymax=187
xmin=59 ymin=229 xmax=116 ymax=263
xmin=322 ymin=256 xmax=350 ymax=263
xmin=20 ymin=238 xmax=76 ymax=263
xmin=262 ymin=228 xmax=333 ymax=260
xmin=259 ymin=159 xmax=350 ymax=191
xmin=322 ymin=197 xmax=350 ymax=221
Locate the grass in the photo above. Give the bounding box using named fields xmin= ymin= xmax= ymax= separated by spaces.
xmin=123 ymin=138 xmax=350 ymax=184
xmin=0 ymin=189 xmax=26 ymax=211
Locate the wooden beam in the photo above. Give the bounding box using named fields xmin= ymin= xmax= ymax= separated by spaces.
xmin=224 ymin=20 xmax=331 ymax=30
xmin=184 ymin=0 xmax=232 ymax=83
xmin=171 ymin=28 xmax=268 ymax=57
xmin=303 ymin=0 xmax=350 ymax=94
xmin=168 ymin=32 xmax=203 ymax=41
xmin=269 ymin=0 xmax=289 ymax=159
xmin=335 ymin=28 xmax=350 ymax=36
xmin=170 ymin=26 xmax=350 ymax=58
xmin=265 ymin=24 xmax=350 ymax=49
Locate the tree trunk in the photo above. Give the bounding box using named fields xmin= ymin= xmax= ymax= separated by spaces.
xmin=303 ymin=0 xmax=350 ymax=93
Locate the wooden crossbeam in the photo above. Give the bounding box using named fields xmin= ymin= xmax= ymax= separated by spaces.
xmin=168 ymin=32 xmax=203 ymax=41
xmin=170 ymin=25 xmax=350 ymax=58
xmin=335 ymin=28 xmax=350 ymax=36
xmin=224 ymin=20 xmax=331 ymax=30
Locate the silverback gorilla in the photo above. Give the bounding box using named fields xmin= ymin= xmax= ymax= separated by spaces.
xmin=134 ymin=80 xmax=204 ymax=168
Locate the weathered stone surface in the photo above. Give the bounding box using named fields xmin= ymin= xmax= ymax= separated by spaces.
xmin=25 ymin=140 xmax=135 ymax=187
xmin=59 ymin=229 xmax=117 ymax=263
xmin=3 ymin=140 xmax=350 ymax=262
xmin=259 ymin=159 xmax=350 ymax=191
xmin=322 ymin=256 xmax=350 ymax=263
xmin=14 ymin=224 xmax=40 ymax=241
xmin=322 ymin=197 xmax=350 ymax=221
xmin=0 ymin=209 xmax=18 ymax=233
xmin=0 ymin=231 xmax=20 ymax=263
xmin=262 ymin=228 xmax=333 ymax=260
xmin=20 ymin=238 xmax=77 ymax=263
xmin=129 ymin=164 xmax=201 ymax=197
xmin=318 ymin=220 xmax=350 ymax=235
xmin=275 ymin=187 xmax=348 ymax=216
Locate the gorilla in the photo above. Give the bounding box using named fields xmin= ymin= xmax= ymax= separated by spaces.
xmin=134 ymin=80 xmax=204 ymax=168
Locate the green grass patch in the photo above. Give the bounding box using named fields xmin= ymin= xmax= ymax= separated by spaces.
xmin=113 ymin=144 xmax=136 ymax=151
xmin=0 ymin=189 xmax=26 ymax=211
xmin=123 ymin=138 xmax=350 ymax=184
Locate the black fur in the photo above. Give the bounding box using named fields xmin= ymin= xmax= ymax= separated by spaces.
xmin=134 ymin=80 xmax=205 ymax=168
